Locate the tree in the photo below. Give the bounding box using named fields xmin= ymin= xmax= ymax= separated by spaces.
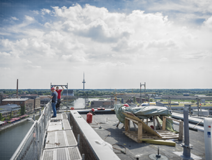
xmin=21 ymin=105 xmax=25 ymax=115
xmin=0 ymin=113 xmax=2 ymax=121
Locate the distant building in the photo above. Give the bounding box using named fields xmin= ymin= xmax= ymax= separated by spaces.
xmin=0 ymin=94 xmax=3 ymax=105
xmin=40 ymin=96 xmax=51 ymax=107
xmin=183 ymin=93 xmax=190 ymax=96
xmin=20 ymin=94 xmax=41 ymax=110
xmin=90 ymin=100 xmax=114 ymax=108
xmin=62 ymin=90 xmax=74 ymax=96
xmin=154 ymin=96 xmax=161 ymax=99
xmin=195 ymin=94 xmax=206 ymax=97
xmin=1 ymin=98 xmax=34 ymax=114
xmin=0 ymin=104 xmax=21 ymax=119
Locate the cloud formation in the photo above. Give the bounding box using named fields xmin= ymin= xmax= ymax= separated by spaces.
xmin=0 ymin=3 xmax=212 ymax=89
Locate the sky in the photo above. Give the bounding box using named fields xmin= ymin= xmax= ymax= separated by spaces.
xmin=0 ymin=0 xmax=212 ymax=89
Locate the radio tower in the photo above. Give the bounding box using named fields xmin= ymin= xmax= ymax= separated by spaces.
xmin=82 ymin=73 xmax=86 ymax=91
xmin=82 ymin=73 xmax=86 ymax=108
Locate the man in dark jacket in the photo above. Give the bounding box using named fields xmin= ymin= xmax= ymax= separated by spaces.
xmin=48 ymin=87 xmax=58 ymax=118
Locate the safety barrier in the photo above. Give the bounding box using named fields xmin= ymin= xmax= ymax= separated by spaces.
xmin=10 ymin=102 xmax=52 ymax=160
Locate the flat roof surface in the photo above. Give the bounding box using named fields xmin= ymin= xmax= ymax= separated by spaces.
xmin=81 ymin=114 xmax=205 ymax=160
xmin=2 ymin=98 xmax=28 ymax=101
xmin=41 ymin=113 xmax=82 ymax=160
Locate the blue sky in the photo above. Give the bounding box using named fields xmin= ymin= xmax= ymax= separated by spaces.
xmin=0 ymin=0 xmax=212 ymax=89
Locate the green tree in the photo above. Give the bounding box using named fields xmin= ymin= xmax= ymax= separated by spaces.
xmin=21 ymin=105 xmax=25 ymax=115
xmin=0 ymin=113 xmax=2 ymax=121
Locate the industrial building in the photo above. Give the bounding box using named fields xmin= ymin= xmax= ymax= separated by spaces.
xmin=90 ymin=100 xmax=114 ymax=108
xmin=0 ymin=104 xmax=21 ymax=119
xmin=1 ymin=98 xmax=34 ymax=114
xmin=20 ymin=94 xmax=41 ymax=111
xmin=39 ymin=96 xmax=51 ymax=107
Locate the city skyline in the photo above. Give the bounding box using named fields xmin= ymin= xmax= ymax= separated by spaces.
xmin=0 ymin=0 xmax=212 ymax=89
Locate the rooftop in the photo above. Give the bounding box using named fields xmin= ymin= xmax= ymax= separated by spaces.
xmin=79 ymin=113 xmax=205 ymax=160
xmin=2 ymin=98 xmax=29 ymax=101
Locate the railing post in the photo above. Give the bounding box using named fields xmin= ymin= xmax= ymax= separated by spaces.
xmin=181 ymin=106 xmax=192 ymax=159
xmin=36 ymin=122 xmax=40 ymax=160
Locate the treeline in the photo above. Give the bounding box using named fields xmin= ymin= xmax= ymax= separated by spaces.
xmin=0 ymin=89 xmax=51 ymax=96
xmin=1 ymin=89 xmax=212 ymax=96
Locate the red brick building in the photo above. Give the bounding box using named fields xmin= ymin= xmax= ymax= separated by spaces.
xmin=1 ymin=98 xmax=34 ymax=114
xmin=20 ymin=94 xmax=41 ymax=111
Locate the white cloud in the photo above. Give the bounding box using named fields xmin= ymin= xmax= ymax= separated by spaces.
xmin=2 ymin=67 xmax=11 ymax=70
xmin=11 ymin=17 xmax=19 ymax=21
xmin=0 ymin=4 xmax=212 ymax=89
xmin=204 ymin=16 xmax=212 ymax=29
xmin=28 ymin=65 xmax=42 ymax=69
xmin=25 ymin=15 xmax=35 ymax=22
xmin=159 ymin=57 xmax=169 ymax=62
xmin=0 ymin=51 xmax=10 ymax=57
xmin=41 ymin=9 xmax=51 ymax=15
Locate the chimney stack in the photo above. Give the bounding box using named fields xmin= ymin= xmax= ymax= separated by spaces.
xmin=16 ymin=79 xmax=18 ymax=98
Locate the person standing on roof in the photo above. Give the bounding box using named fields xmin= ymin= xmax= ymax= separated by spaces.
xmin=48 ymin=87 xmax=58 ymax=118
xmin=56 ymin=86 xmax=64 ymax=110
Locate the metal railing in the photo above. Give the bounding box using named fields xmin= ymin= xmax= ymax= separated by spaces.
xmin=10 ymin=102 xmax=52 ymax=160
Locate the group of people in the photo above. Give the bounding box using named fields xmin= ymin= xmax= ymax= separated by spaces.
xmin=49 ymin=86 xmax=64 ymax=118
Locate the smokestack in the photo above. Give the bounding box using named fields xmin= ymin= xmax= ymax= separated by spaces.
xmin=16 ymin=79 xmax=18 ymax=98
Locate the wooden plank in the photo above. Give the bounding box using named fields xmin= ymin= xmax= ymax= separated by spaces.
xmin=142 ymin=139 xmax=176 ymax=146
xmin=125 ymin=117 xmax=138 ymax=124
xmin=138 ymin=122 xmax=142 ymax=142
xmin=142 ymin=136 xmax=160 ymax=139
xmin=179 ymin=121 xmax=183 ymax=141
xmin=124 ymin=131 xmax=140 ymax=143
xmin=162 ymin=116 xmax=166 ymax=130
xmin=124 ymin=118 xmax=129 ymax=132
xmin=156 ymin=116 xmax=162 ymax=130
xmin=161 ymin=137 xmax=179 ymax=140
xmin=123 ymin=112 xmax=162 ymax=138
xmin=156 ymin=130 xmax=171 ymax=133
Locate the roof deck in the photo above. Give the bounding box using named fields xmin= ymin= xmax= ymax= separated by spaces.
xmin=79 ymin=113 xmax=205 ymax=160
xmin=41 ymin=113 xmax=82 ymax=160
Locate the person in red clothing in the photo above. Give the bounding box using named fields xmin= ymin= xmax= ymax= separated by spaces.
xmin=56 ymin=86 xmax=64 ymax=110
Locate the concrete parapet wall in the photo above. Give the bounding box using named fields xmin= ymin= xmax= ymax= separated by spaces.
xmin=68 ymin=111 xmax=120 ymax=160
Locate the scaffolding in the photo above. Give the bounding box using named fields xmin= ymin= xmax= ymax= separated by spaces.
xmin=50 ymin=83 xmax=69 ymax=109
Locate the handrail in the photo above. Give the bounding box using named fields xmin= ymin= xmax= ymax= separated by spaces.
xmin=10 ymin=122 xmax=37 ymax=160
xmin=10 ymin=101 xmax=52 ymax=160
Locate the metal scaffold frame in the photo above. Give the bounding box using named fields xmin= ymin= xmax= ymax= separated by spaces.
xmin=50 ymin=83 xmax=69 ymax=109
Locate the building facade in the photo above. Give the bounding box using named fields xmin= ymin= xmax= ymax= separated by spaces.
xmin=0 ymin=104 xmax=21 ymax=120
xmin=1 ymin=98 xmax=34 ymax=114
xmin=20 ymin=94 xmax=41 ymax=110
xmin=90 ymin=100 xmax=114 ymax=108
